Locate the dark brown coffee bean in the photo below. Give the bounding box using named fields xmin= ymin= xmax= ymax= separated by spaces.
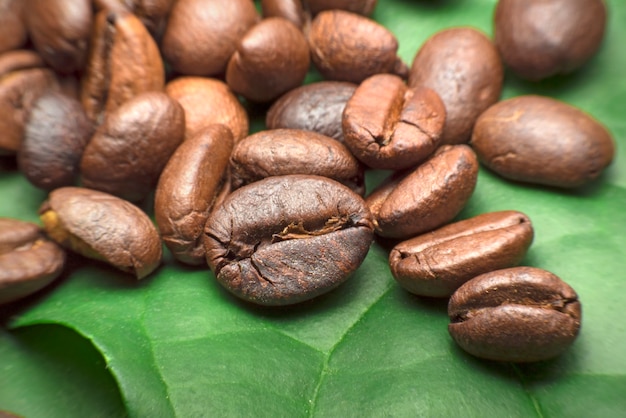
xmin=495 ymin=0 xmax=607 ymax=81
xmin=80 ymin=92 xmax=185 ymax=202
xmin=0 ymin=218 xmax=66 ymax=305
xmin=230 ymin=129 xmax=365 ymax=195
xmin=162 ymin=0 xmax=259 ymax=76
xmin=94 ymin=0 xmax=176 ymax=36
xmin=18 ymin=91 xmax=93 ymax=190
xmin=155 ymin=124 xmax=234 ymax=266
xmin=266 ymin=81 xmax=356 ymax=143
xmin=39 ymin=187 xmax=162 ymax=279
xmin=307 ymin=0 xmax=378 ymax=17
xmin=261 ymin=0 xmax=307 ymax=31
xmin=308 ymin=10 xmax=408 ymax=83
xmin=81 ymin=10 xmax=164 ymax=124
xmin=226 ymin=17 xmax=310 ymax=103
xmin=165 ymin=76 xmax=249 ymax=142
xmin=204 ymin=174 xmax=374 ymax=306
xmin=25 ymin=0 xmax=92 ymax=74
xmin=0 ymin=0 xmax=27 ymax=54
xmin=448 ymin=267 xmax=582 ymax=362
xmin=342 ymin=73 xmax=446 ymax=170
xmin=366 ymin=145 xmax=479 ymax=239
xmin=409 ymin=27 xmax=503 ymax=145
xmin=470 ymin=95 xmax=615 ymax=188
xmin=390 ymin=211 xmax=533 ymax=297
xmin=0 ymin=50 xmax=46 ymax=78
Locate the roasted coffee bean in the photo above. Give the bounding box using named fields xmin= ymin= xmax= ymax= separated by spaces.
xmin=81 ymin=9 xmax=164 ymax=124
xmin=40 ymin=187 xmax=162 ymax=279
xmin=0 ymin=68 xmax=60 ymax=155
xmin=308 ymin=10 xmax=408 ymax=84
xmin=94 ymin=0 xmax=175 ymax=36
xmin=230 ymin=129 xmax=365 ymax=195
xmin=471 ymin=95 xmax=615 ymax=188
xmin=226 ymin=17 xmax=310 ymax=103
xmin=409 ymin=27 xmax=503 ymax=145
xmin=0 ymin=218 xmax=66 ymax=305
xmin=80 ymin=92 xmax=185 ymax=202
xmin=0 ymin=50 xmax=46 ymax=77
xmin=389 ymin=211 xmax=533 ymax=297
xmin=204 ymin=174 xmax=374 ymax=306
xmin=448 ymin=267 xmax=582 ymax=362
xmin=165 ymin=76 xmax=249 ymax=142
xmin=18 ymin=91 xmax=93 ymax=190
xmin=162 ymin=0 xmax=259 ymax=76
xmin=266 ymin=81 xmax=356 ymax=143
xmin=25 ymin=0 xmax=92 ymax=74
xmin=342 ymin=73 xmax=446 ymax=170
xmin=261 ymin=0 xmax=307 ymax=31
xmin=307 ymin=0 xmax=378 ymax=16
xmin=495 ymin=0 xmax=607 ymax=81
xmin=0 ymin=0 xmax=27 ymax=54
xmin=155 ymin=124 xmax=234 ymax=265
xmin=366 ymin=145 xmax=479 ymax=239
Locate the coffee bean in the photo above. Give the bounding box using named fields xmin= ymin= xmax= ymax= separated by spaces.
xmin=0 ymin=218 xmax=66 ymax=305
xmin=203 ymin=175 xmax=374 ymax=306
xmin=389 ymin=211 xmax=534 ymax=297
xmin=470 ymin=95 xmax=615 ymax=188
xmin=408 ymin=27 xmax=503 ymax=145
xmin=261 ymin=0 xmax=307 ymax=31
xmin=448 ymin=267 xmax=582 ymax=362
xmin=39 ymin=187 xmax=162 ymax=279
xmin=366 ymin=145 xmax=479 ymax=239
xmin=230 ymin=129 xmax=365 ymax=195
xmin=342 ymin=73 xmax=446 ymax=170
xmin=307 ymin=0 xmax=378 ymax=17
xmin=494 ymin=0 xmax=607 ymax=81
xmin=155 ymin=124 xmax=234 ymax=266
xmin=0 ymin=0 xmax=27 ymax=54
xmin=94 ymin=0 xmax=175 ymax=37
xmin=80 ymin=91 xmax=185 ymax=202
xmin=0 ymin=50 xmax=46 ymax=77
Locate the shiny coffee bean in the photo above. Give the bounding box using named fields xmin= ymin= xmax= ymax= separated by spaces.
xmin=342 ymin=73 xmax=446 ymax=170
xmin=204 ymin=175 xmax=374 ymax=306
xmin=261 ymin=0 xmax=307 ymax=31
xmin=389 ymin=211 xmax=534 ymax=297
xmin=0 ymin=0 xmax=27 ymax=54
xmin=448 ymin=267 xmax=582 ymax=362
xmin=155 ymin=124 xmax=234 ymax=266
xmin=470 ymin=95 xmax=615 ymax=188
xmin=409 ymin=27 xmax=503 ymax=145
xmin=40 ymin=187 xmax=162 ymax=279
xmin=0 ymin=218 xmax=66 ymax=305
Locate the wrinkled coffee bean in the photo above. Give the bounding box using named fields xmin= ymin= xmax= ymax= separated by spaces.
xmin=204 ymin=174 xmax=374 ymax=306
xmin=0 ymin=0 xmax=27 ymax=54
xmin=230 ymin=129 xmax=365 ymax=195
xmin=448 ymin=266 xmax=582 ymax=362
xmin=165 ymin=76 xmax=249 ymax=142
xmin=162 ymin=0 xmax=259 ymax=76
xmin=308 ymin=10 xmax=408 ymax=83
xmin=39 ymin=187 xmax=162 ymax=279
xmin=342 ymin=73 xmax=446 ymax=170
xmin=389 ymin=211 xmax=533 ymax=297
xmin=266 ymin=81 xmax=356 ymax=143
xmin=81 ymin=9 xmax=164 ymax=124
xmin=18 ymin=91 xmax=93 ymax=190
xmin=0 ymin=218 xmax=66 ymax=305
xmin=94 ymin=0 xmax=176 ymax=36
xmin=155 ymin=124 xmax=234 ymax=266
xmin=307 ymin=0 xmax=378 ymax=16
xmin=0 ymin=50 xmax=46 ymax=77
xmin=495 ymin=0 xmax=607 ymax=81
xmin=261 ymin=0 xmax=307 ymax=31
xmin=366 ymin=145 xmax=479 ymax=239
xmin=26 ymin=0 xmax=92 ymax=74
xmin=226 ymin=17 xmax=310 ymax=103
xmin=409 ymin=27 xmax=503 ymax=145
xmin=471 ymin=95 xmax=615 ymax=188
xmin=80 ymin=92 xmax=185 ymax=202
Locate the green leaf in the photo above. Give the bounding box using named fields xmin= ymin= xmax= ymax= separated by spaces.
xmin=2 ymin=0 xmax=626 ymax=416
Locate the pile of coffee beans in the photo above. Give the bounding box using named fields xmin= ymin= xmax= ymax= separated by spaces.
xmin=0 ymin=0 xmax=614 ymax=363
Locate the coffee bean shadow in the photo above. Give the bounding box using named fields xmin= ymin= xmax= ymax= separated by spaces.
xmin=397 ymin=287 xmax=450 ymax=316
xmin=0 ymin=155 xmax=18 ymax=173
xmin=388 ymin=0 xmax=463 ymax=10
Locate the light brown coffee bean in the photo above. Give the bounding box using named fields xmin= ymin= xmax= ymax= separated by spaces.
xmin=0 ymin=218 xmax=66 ymax=305
xmin=155 ymin=124 xmax=234 ymax=265
xmin=39 ymin=187 xmax=162 ymax=279
xmin=0 ymin=50 xmax=46 ymax=78
xmin=409 ymin=27 xmax=503 ymax=145
xmin=94 ymin=0 xmax=176 ymax=36
xmin=366 ymin=145 xmax=479 ymax=239
xmin=448 ymin=267 xmax=582 ymax=362
xmin=470 ymin=95 xmax=615 ymax=188
xmin=261 ymin=0 xmax=307 ymax=31
xmin=389 ymin=211 xmax=533 ymax=297
xmin=342 ymin=73 xmax=446 ymax=170
xmin=0 ymin=0 xmax=27 ymax=54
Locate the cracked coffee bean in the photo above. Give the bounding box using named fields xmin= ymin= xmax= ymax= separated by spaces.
xmin=448 ymin=266 xmax=582 ymax=362
xmin=203 ymin=175 xmax=374 ymax=306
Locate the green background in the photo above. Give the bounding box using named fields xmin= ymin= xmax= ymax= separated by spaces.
xmin=1 ymin=0 xmax=625 ymax=416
